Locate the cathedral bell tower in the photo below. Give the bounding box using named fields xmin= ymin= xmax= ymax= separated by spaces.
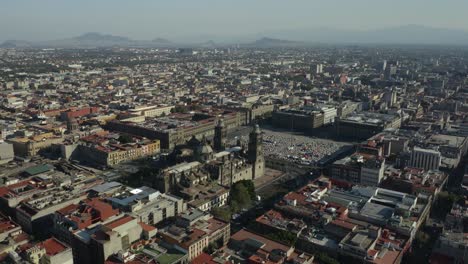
xmin=213 ymin=118 xmax=227 ymax=152
xmin=247 ymin=123 xmax=264 ymax=179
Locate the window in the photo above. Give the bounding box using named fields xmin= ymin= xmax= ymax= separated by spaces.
xmin=121 ymin=235 xmax=130 ymax=250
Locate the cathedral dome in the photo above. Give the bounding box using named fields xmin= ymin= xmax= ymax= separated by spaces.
xmin=197 ymin=141 xmax=213 ymax=155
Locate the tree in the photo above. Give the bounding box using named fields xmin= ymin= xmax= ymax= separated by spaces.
xmin=173 ymin=105 xmax=188 ymax=113
xmin=121 ymin=167 xmax=160 ymax=188
xmin=317 ymin=253 xmax=340 ymax=264
xmin=415 ymin=231 xmax=430 ymax=248
xmin=118 ymin=134 xmax=133 ymax=144
xmin=234 ymin=180 xmax=256 ymax=200
xmin=266 ymin=230 xmax=297 ymax=246
xmin=230 ymin=200 xmax=240 ymax=213
xmin=230 ymin=183 xmax=251 ymax=209
xmin=432 ymin=191 xmax=462 ymax=219
xmin=212 ymin=207 xmax=231 ymax=222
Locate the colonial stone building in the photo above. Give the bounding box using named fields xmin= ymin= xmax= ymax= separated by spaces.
xmin=155 ymin=121 xmax=265 ymax=197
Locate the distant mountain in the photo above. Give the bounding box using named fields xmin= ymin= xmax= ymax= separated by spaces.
xmin=2 ymin=25 xmax=468 ymax=49
xmin=39 ymin=33 xmax=176 ymax=48
xmin=248 ymin=37 xmax=303 ymax=47
xmin=44 ymin=32 xmax=136 ymax=47
xmin=152 ymin=37 xmax=172 ymax=44
xmin=74 ymin=32 xmax=131 ymax=42
xmin=0 ymin=40 xmax=33 ymax=48
xmin=200 ymin=40 xmax=217 ymax=48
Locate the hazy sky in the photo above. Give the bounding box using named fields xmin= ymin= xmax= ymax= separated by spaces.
xmin=1 ymin=0 xmax=467 ymax=42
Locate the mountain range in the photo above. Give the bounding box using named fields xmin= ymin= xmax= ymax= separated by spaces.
xmin=1 ymin=25 xmax=467 ymax=48
xmin=0 ymin=33 xmax=174 ymax=48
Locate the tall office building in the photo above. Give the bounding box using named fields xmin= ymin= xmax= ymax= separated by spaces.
xmin=409 ymin=147 xmax=441 ymax=171
xmin=384 ymin=65 xmax=397 ymax=80
xmin=383 ymin=88 xmax=397 ymax=107
xmin=311 ymin=64 xmax=323 ymax=74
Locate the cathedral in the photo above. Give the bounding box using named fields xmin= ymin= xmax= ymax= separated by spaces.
xmin=155 ymin=120 xmax=265 ymax=196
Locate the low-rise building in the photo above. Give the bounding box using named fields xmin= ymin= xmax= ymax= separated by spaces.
xmin=272 ymin=109 xmax=324 ymax=131
xmin=129 ymin=105 xmax=175 ymax=118
xmin=53 ymin=197 xmax=121 ymax=245
xmin=339 ymin=227 xmax=409 ymax=264
xmin=431 ymin=202 xmax=468 ymax=264
xmin=180 ymin=183 xmax=229 ymax=212
xmin=107 ymin=186 xmax=186 ymax=225
xmin=105 ymin=242 xmax=188 ymax=264
xmin=0 ymin=212 xmax=30 ymax=257
xmin=227 ymin=229 xmax=314 ymax=264
xmin=8 ymin=132 xmax=63 ymax=157
xmin=276 ymin=178 xmax=430 ymax=239
xmin=158 ymin=209 xmax=230 ymax=261
xmin=0 ymin=142 xmax=14 ymax=165
xmin=15 ymin=188 xmax=87 ymax=239
xmin=335 ymin=112 xmax=401 ymax=140
xmin=72 ymin=215 xmax=146 ymax=264
xmin=381 ymin=167 xmax=447 ymax=197
xmin=22 ymin=238 xmax=73 ymax=264
xmin=105 ymin=110 xmax=247 ymax=149
xmin=76 ymin=131 xmax=160 ymax=166
xmin=331 ymin=154 xmax=385 ymax=187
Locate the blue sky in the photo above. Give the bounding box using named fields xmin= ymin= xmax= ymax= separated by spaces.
xmin=1 ymin=0 xmax=467 ymax=42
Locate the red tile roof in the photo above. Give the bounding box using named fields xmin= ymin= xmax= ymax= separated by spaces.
xmin=139 ymin=222 xmax=156 ymax=232
xmin=0 ymin=220 xmax=18 ymax=233
xmin=13 ymin=232 xmax=30 ymax=243
xmin=181 ymin=228 xmax=207 ymax=248
xmin=192 ymin=253 xmax=217 ymax=264
xmin=41 ymin=238 xmax=68 ymax=256
xmin=105 ymin=215 xmax=134 ymax=230
xmin=330 ymin=219 xmax=357 ymax=230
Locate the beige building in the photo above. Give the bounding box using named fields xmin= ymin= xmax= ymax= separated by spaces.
xmin=159 ymin=209 xmax=230 ymax=261
xmin=129 ymin=105 xmax=175 ymax=118
xmin=76 ymin=132 xmax=160 ymax=166
xmin=24 ymin=238 xmax=73 ymax=264
xmin=8 ymin=132 xmax=63 ymax=157
xmin=105 ymin=111 xmax=247 ymax=149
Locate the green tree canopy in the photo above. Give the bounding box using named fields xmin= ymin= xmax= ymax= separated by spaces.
xmin=118 ymin=134 xmax=133 ymax=144
xmin=230 ymin=183 xmax=251 ymax=209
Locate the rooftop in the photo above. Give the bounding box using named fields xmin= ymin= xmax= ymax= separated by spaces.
xmin=105 ymin=215 xmax=135 ymax=230
xmin=41 ymin=238 xmax=69 ymax=256
xmin=340 ymin=112 xmax=400 ymax=125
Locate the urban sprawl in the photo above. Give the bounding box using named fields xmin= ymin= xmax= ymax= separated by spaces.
xmin=0 ymin=46 xmax=467 ymax=264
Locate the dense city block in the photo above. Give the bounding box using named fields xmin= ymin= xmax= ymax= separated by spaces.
xmin=0 ymin=45 xmax=467 ymax=264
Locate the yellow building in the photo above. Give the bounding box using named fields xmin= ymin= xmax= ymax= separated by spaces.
xmin=78 ymin=134 xmax=160 ymax=167
xmin=8 ymin=132 xmax=63 ymax=157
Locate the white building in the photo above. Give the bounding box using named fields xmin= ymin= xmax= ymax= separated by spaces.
xmin=409 ymin=147 xmax=441 ymax=171
xmin=319 ymin=106 xmax=338 ymax=125
xmin=129 ymin=105 xmax=174 ymax=118
xmin=360 ymin=159 xmax=385 ymax=186
xmin=311 ymin=64 xmax=323 ymax=74
xmin=0 ymin=142 xmax=14 ymax=165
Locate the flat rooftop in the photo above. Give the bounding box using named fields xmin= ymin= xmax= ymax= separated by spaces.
xmin=340 ymin=112 xmax=399 ymax=125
